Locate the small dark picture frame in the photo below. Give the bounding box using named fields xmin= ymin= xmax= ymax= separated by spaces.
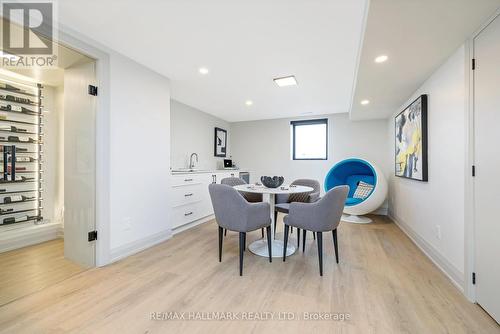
xmin=214 ymin=127 xmax=227 ymax=157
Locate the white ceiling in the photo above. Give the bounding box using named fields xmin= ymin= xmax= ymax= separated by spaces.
xmin=351 ymin=0 xmax=500 ymax=120
xmin=57 ymin=0 xmax=368 ymax=122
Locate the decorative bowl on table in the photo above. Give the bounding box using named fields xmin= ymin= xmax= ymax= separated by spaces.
xmin=260 ymin=176 xmax=284 ymax=188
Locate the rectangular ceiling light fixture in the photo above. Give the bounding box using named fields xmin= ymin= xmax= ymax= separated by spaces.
xmin=273 ymin=75 xmax=297 ymax=87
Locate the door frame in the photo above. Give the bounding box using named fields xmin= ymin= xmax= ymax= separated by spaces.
xmin=54 ymin=24 xmax=112 ymax=267
xmin=464 ymin=8 xmax=500 ymax=302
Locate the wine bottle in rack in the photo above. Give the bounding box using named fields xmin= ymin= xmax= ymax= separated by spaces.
xmin=4 ymin=195 xmax=23 ymax=203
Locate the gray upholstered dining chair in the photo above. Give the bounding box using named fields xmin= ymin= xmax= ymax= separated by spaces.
xmin=282 ymin=185 xmax=349 ymax=276
xmin=274 ymin=179 xmax=321 ymax=246
xmin=221 ymin=177 xmax=264 ymax=238
xmin=208 ymin=184 xmax=272 ymax=276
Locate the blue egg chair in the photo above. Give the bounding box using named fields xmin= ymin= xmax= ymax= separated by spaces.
xmin=325 ymin=158 xmax=387 ymax=223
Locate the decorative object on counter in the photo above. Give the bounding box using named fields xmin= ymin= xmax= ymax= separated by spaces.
xmin=214 ymin=127 xmax=227 ymax=157
xmin=395 ymin=94 xmax=428 ymax=181
xmin=260 ymin=176 xmax=284 ymax=188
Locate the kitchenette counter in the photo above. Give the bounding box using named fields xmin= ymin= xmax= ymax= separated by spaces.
xmin=170 ymin=169 xmax=246 ymax=175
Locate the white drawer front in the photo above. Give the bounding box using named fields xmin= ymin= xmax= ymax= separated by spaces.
xmin=171 ymin=203 xmax=205 ymax=228
xmin=171 ymin=174 xmax=205 ymax=187
xmin=170 ymin=184 xmax=204 ymax=207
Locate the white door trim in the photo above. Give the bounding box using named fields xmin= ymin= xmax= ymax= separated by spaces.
xmin=464 ymin=8 xmax=500 ymax=302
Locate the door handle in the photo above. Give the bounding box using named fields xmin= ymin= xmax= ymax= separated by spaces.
xmin=184 ymin=193 xmax=193 ymax=197
xmin=184 ymin=211 xmax=193 ymax=216
xmin=184 ymin=178 xmax=193 ymax=182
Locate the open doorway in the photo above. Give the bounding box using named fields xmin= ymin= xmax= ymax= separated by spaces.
xmin=0 ymin=34 xmax=97 ymax=305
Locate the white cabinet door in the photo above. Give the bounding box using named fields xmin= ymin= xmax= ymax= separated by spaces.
xmin=473 ymin=14 xmax=500 ymax=323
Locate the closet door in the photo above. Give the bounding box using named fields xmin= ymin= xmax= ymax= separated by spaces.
xmin=473 ymin=13 xmax=500 ymax=323
xmin=64 ymin=61 xmax=97 ymax=268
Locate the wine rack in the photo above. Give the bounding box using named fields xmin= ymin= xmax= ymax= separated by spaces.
xmin=0 ymin=79 xmax=43 ymax=226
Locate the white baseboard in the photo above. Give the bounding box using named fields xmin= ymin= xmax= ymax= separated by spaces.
xmin=109 ymin=229 xmax=172 ymax=263
xmin=172 ymin=214 xmax=214 ymax=235
xmin=0 ymin=222 xmax=61 ymax=253
xmin=388 ymin=213 xmax=465 ymax=291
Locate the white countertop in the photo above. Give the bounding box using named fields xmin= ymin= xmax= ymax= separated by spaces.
xmin=170 ymin=169 xmax=247 ymax=175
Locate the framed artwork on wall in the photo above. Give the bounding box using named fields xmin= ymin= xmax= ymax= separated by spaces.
xmin=395 ymin=94 xmax=428 ymax=181
xmin=214 ymin=127 xmax=227 ymax=157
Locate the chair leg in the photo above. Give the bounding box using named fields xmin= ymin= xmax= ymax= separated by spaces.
xmin=274 ymin=211 xmax=278 ymax=238
xmin=266 ymin=225 xmax=272 ymax=262
xmin=283 ymin=224 xmax=290 ymax=262
xmin=224 ymin=229 xmax=227 ymax=237
xmin=317 ymin=232 xmax=323 ymax=276
xmin=261 ymin=228 xmax=264 ymax=239
xmin=244 ymin=232 xmax=247 ymax=251
xmin=313 ymin=231 xmax=316 ymax=240
xmin=332 ymin=229 xmax=339 ymax=264
xmin=218 ymin=226 xmax=223 ymax=262
xmin=239 ymin=232 xmax=246 ymax=276
xmin=302 ymin=230 xmax=306 ymax=252
xmin=297 ymin=228 xmax=301 ymax=249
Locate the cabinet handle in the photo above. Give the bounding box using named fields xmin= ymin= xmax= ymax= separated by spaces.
xmin=184 ymin=212 xmax=193 ymax=216
xmin=184 ymin=178 xmax=193 ymax=182
xmin=184 ymin=193 xmax=193 ymax=197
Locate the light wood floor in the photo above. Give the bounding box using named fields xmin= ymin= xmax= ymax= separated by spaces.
xmin=0 ymin=239 xmax=84 ymax=307
xmin=0 ymin=216 xmax=498 ymax=333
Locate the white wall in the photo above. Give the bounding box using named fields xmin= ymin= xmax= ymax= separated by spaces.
xmin=170 ymin=100 xmax=230 ymax=170
xmin=43 ymin=85 xmax=64 ymax=227
xmin=109 ymin=54 xmax=172 ymax=257
xmin=231 ymin=113 xmax=389 ymax=211
xmin=387 ymin=45 xmax=467 ymax=288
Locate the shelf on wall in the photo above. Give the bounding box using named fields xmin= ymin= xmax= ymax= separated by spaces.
xmin=0 ymin=189 xmax=38 ymax=195
xmin=0 ymin=86 xmax=38 ymax=98
xmin=1 ymin=216 xmax=42 ymax=225
xmin=0 ymin=140 xmax=40 ymax=144
xmin=0 ymin=108 xmax=39 ymax=116
xmin=0 ymin=97 xmax=38 ymax=107
xmin=0 ymin=179 xmax=38 ymax=184
xmin=0 ymin=199 xmax=37 ymax=206
xmin=2 ymin=171 xmax=39 ymax=174
xmin=0 ymin=119 xmax=39 ymax=126
xmin=0 ymin=160 xmax=38 ymax=164
xmin=0 ymin=207 xmax=41 ymax=216
xmin=0 ymin=129 xmax=37 ymax=135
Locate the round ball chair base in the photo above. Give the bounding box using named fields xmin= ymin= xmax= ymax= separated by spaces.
xmin=341 ymin=214 xmax=373 ymax=224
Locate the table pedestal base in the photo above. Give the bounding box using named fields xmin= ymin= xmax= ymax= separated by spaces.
xmin=248 ymin=239 xmax=296 ymax=258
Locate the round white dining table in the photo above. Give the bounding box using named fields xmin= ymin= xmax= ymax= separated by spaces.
xmin=233 ymin=183 xmax=314 ymax=258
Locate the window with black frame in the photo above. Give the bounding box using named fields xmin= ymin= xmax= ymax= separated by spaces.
xmin=290 ymin=118 xmax=328 ymax=160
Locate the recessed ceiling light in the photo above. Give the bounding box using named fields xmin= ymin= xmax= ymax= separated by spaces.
xmin=198 ymin=67 xmax=209 ymax=75
xmin=245 ymin=100 xmax=253 ymax=106
xmin=374 ymin=55 xmax=388 ymax=63
xmin=360 ymin=100 xmax=370 ymax=105
xmin=273 ymin=75 xmax=297 ymax=87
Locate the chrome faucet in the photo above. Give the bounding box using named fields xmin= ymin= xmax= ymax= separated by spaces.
xmin=189 ymin=153 xmax=199 ymax=169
